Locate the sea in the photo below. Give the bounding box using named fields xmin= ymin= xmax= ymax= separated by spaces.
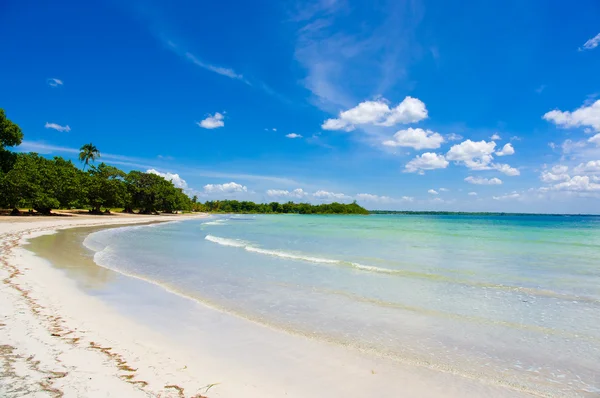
xmin=82 ymin=214 xmax=600 ymax=396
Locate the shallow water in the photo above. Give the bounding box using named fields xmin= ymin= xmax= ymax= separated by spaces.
xmin=82 ymin=214 xmax=600 ymax=396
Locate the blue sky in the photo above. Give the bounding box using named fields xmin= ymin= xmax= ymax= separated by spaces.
xmin=1 ymin=0 xmax=600 ymax=213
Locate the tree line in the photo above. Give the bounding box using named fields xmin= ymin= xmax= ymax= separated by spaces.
xmin=0 ymin=109 xmax=369 ymax=215
xmin=196 ymin=200 xmax=369 ymax=214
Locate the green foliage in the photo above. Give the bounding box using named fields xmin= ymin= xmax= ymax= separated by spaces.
xmin=86 ymin=163 xmax=127 ymax=212
xmin=0 ymin=109 xmax=24 ymax=173
xmin=79 ymin=143 xmax=100 ymax=170
xmin=125 ymin=171 xmax=192 ymax=214
xmin=2 ymin=153 xmax=60 ymax=213
xmin=197 ymin=200 xmax=369 ymax=215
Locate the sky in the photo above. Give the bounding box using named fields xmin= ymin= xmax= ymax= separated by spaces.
xmin=1 ymin=0 xmax=600 ymax=213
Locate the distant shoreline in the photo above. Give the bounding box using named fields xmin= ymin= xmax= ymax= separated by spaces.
xmin=369 ymin=210 xmax=600 ymax=216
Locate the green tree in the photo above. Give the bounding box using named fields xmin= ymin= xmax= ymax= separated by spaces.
xmin=2 ymin=153 xmax=60 ymax=214
xmin=79 ymin=143 xmax=100 ymax=170
xmin=0 ymin=109 xmax=24 ymax=173
xmin=86 ymin=163 xmax=126 ymax=213
xmin=53 ymin=157 xmax=87 ymax=208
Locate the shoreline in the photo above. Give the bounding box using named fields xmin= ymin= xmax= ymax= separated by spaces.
xmin=0 ymin=215 xmax=537 ymax=397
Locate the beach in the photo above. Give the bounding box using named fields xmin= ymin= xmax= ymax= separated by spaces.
xmin=1 ymin=214 xmax=597 ymax=397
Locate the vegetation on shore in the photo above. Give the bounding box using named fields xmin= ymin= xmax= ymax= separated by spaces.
xmin=0 ymin=109 xmax=369 ymax=215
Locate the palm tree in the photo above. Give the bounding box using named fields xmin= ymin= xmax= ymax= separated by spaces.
xmin=79 ymin=143 xmax=100 ymax=170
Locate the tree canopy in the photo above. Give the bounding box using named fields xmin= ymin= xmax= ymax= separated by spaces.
xmin=0 ymin=109 xmax=24 ymax=173
xmin=79 ymin=143 xmax=100 ymax=170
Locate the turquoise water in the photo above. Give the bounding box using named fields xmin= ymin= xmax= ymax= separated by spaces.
xmin=84 ymin=214 xmax=600 ymax=396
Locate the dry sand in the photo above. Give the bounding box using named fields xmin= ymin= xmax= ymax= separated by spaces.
xmin=0 ymin=214 xmax=536 ymax=398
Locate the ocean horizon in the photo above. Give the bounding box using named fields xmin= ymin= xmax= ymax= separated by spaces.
xmin=79 ymin=214 xmax=600 ymax=397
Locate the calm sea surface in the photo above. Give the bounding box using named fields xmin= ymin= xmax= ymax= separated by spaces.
xmin=83 ymin=214 xmax=600 ymax=396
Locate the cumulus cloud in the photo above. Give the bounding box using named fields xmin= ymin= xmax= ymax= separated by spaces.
xmin=493 ymin=163 xmax=520 ymax=176
xmin=446 ymin=139 xmax=496 ymax=170
xmin=44 ymin=122 xmax=71 ymax=132
xmin=404 ymin=153 xmax=448 ymax=174
xmin=47 ymin=78 xmax=63 ymax=87
xmin=355 ymin=193 xmax=413 ymax=203
xmin=286 ymin=133 xmax=303 ymax=139
xmin=266 ymin=188 xmax=308 ymax=198
xmin=313 ymin=190 xmax=351 ymax=200
xmin=428 ymin=189 xmax=438 ymax=195
xmin=198 ymin=112 xmax=225 ymax=129
xmin=147 ymin=169 xmax=188 ymax=190
xmin=321 ymin=96 xmax=427 ymax=131
xmin=446 ymin=133 xmax=463 ymax=141
xmin=540 ymin=165 xmax=570 ymax=183
xmin=553 ymin=176 xmax=600 ymax=192
xmin=493 ymin=192 xmax=521 ymax=200
xmin=495 ymin=143 xmax=515 ymax=156
xmin=439 ymin=188 xmax=449 ymax=192
xmin=464 ymin=176 xmax=502 ymax=185
xmin=322 ymin=118 xmax=355 ymax=132
xmin=468 ymin=192 xmax=478 ymax=196
xmin=204 ymin=182 xmax=247 ymax=193
xmin=589 ymin=133 xmax=600 ymax=146
xmin=382 ymin=128 xmax=444 ymax=150
xmin=490 ymin=133 xmax=501 ymax=140
xmin=579 ymin=33 xmax=600 ymax=51
xmin=543 ymin=99 xmax=600 ymax=132
xmin=574 ymin=160 xmax=600 ymax=175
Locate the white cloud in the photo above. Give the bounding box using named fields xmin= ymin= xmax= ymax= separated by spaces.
xmin=543 ymin=99 xmax=600 ymax=132
xmin=553 ymin=176 xmax=600 ymax=192
xmin=355 ymin=193 xmax=413 ymax=203
xmin=428 ymin=189 xmax=438 ymax=195
xmin=47 ymin=78 xmax=63 ymax=87
xmin=404 ymin=152 xmax=449 ymax=174
xmin=198 ymin=112 xmax=225 ymax=129
xmin=204 ymin=182 xmax=247 ymax=193
xmin=379 ymin=97 xmax=428 ymax=126
xmin=185 ymin=52 xmax=245 ymax=81
xmin=439 ymin=188 xmax=449 ymax=192
xmin=540 ymin=165 xmax=570 ymax=183
xmin=446 ymin=139 xmax=496 ymax=170
xmin=313 ymin=190 xmax=351 ymax=200
xmin=322 ymin=118 xmax=354 ymax=131
xmin=579 ymin=33 xmax=600 ymax=51
xmin=382 ymin=128 xmax=444 ymax=150
xmin=147 ymin=169 xmax=188 ymax=190
xmin=446 ymin=133 xmax=463 ymax=141
xmin=44 ymin=122 xmax=71 ymax=132
xmin=493 ymin=163 xmax=520 ymax=176
xmin=574 ymin=161 xmax=600 ymax=175
xmin=286 ymin=133 xmax=303 ymax=139
xmin=493 ymin=192 xmax=521 ymax=200
xmin=495 ymin=143 xmax=515 ymax=156
xmin=273 ymin=128 xmax=277 ymax=132
xmin=321 ymin=96 xmax=428 ymax=131
xmin=464 ymin=176 xmax=502 ymax=185
xmin=490 ymin=133 xmax=501 ymax=140
xmin=589 ymin=133 xmax=600 ymax=146
xmin=266 ymin=188 xmax=308 ymax=198
xmin=468 ymin=192 xmax=478 ymax=196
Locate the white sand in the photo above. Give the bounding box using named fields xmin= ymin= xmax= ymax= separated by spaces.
xmin=0 ymin=215 xmax=536 ymax=398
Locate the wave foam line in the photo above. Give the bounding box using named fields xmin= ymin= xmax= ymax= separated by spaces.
xmin=204 ymin=235 xmax=600 ymax=305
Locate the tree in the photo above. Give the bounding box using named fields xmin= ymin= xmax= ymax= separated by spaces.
xmin=0 ymin=109 xmax=24 ymax=173
xmin=86 ymin=163 xmax=126 ymax=213
xmin=79 ymin=143 xmax=100 ymax=170
xmin=2 ymin=153 xmax=60 ymax=214
xmin=53 ymin=157 xmax=87 ymax=208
